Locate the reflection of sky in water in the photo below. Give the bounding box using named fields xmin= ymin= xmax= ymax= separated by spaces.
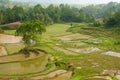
xmin=0 ymin=55 xmax=49 ymax=75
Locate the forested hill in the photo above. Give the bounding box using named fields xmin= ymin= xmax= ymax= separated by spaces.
xmin=0 ymin=0 xmax=120 ymax=26
xmin=81 ymin=2 xmax=120 ymax=18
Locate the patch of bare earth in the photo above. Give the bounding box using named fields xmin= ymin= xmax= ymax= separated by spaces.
xmin=92 ymin=76 xmax=112 ymax=80
xmin=49 ymin=71 xmax=72 ymax=80
xmin=102 ymin=70 xmax=120 ymax=75
xmin=56 ymin=33 xmax=92 ymax=41
xmin=102 ymin=51 xmax=120 ymax=57
xmin=30 ymin=70 xmax=72 ymax=80
xmin=19 ymin=49 xmax=47 ymax=60
xmin=91 ymin=70 xmax=120 ymax=80
xmin=7 ymin=21 xmax=21 ymax=29
xmin=0 ymin=46 xmax=7 ymax=56
xmin=102 ymin=70 xmax=120 ymax=80
xmin=66 ymin=47 xmax=101 ymax=54
xmin=0 ymin=34 xmax=22 ymax=44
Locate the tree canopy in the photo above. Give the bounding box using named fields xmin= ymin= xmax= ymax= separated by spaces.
xmin=15 ymin=20 xmax=46 ymax=45
xmin=0 ymin=4 xmax=94 ymax=25
xmin=104 ymin=12 xmax=120 ymax=28
xmin=1 ymin=1 xmax=120 ymax=27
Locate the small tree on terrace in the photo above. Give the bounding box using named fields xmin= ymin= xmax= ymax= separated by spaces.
xmin=15 ymin=20 xmax=46 ymax=46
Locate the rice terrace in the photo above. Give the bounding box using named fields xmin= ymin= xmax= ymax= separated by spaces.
xmin=0 ymin=0 xmax=120 ymax=80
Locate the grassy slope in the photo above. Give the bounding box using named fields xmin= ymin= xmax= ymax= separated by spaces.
xmin=45 ymin=24 xmax=71 ymax=36
xmin=4 ymin=30 xmax=16 ymax=35
xmin=42 ymin=23 xmax=120 ymax=80
xmin=1 ymin=23 xmax=120 ymax=79
xmin=67 ymin=23 xmax=120 ymax=52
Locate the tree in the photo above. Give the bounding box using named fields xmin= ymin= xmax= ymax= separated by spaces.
xmin=46 ymin=4 xmax=61 ymax=23
xmin=44 ymin=13 xmax=53 ymax=25
xmin=0 ymin=10 xmax=4 ymax=24
xmin=104 ymin=12 xmax=120 ymax=28
xmin=15 ymin=20 xmax=46 ymax=46
xmin=33 ymin=4 xmax=45 ymax=21
xmin=12 ymin=6 xmax=25 ymax=21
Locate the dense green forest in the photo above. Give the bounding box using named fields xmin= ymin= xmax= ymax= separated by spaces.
xmin=0 ymin=0 xmax=120 ymax=27
xmin=0 ymin=4 xmax=94 ymax=24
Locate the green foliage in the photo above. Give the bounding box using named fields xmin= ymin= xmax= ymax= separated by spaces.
xmin=81 ymin=2 xmax=120 ymax=19
xmin=70 ymin=76 xmax=82 ymax=80
xmin=0 ymin=27 xmax=4 ymax=33
xmin=104 ymin=12 xmax=120 ymax=28
xmin=114 ymin=37 xmax=120 ymax=45
xmin=15 ymin=20 xmax=46 ymax=45
xmin=92 ymin=21 xmax=101 ymax=27
xmin=66 ymin=24 xmax=88 ymax=33
xmin=0 ymin=3 xmax=95 ymax=25
xmin=4 ymin=30 xmax=15 ymax=35
xmin=113 ymin=27 xmax=120 ymax=34
xmin=0 ymin=1 xmax=120 ymax=24
xmin=46 ymin=4 xmax=61 ymax=23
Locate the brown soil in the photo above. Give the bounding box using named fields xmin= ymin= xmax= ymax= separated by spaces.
xmin=30 ymin=70 xmax=71 ymax=80
xmin=102 ymin=70 xmax=120 ymax=75
xmin=92 ymin=70 xmax=120 ymax=80
xmin=20 ymin=49 xmax=47 ymax=55
xmin=92 ymin=76 xmax=112 ymax=80
xmin=7 ymin=21 xmax=21 ymax=29
xmin=102 ymin=51 xmax=120 ymax=57
xmin=0 ymin=46 xmax=7 ymax=56
xmin=0 ymin=34 xmax=22 ymax=43
xmin=19 ymin=49 xmax=47 ymax=59
xmin=49 ymin=71 xmax=72 ymax=80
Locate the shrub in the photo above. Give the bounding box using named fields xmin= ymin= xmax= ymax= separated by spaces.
xmin=114 ymin=37 xmax=120 ymax=45
xmin=0 ymin=28 xmax=4 ymax=33
xmin=92 ymin=21 xmax=101 ymax=27
xmin=104 ymin=12 xmax=120 ymax=28
xmin=66 ymin=24 xmax=82 ymax=33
